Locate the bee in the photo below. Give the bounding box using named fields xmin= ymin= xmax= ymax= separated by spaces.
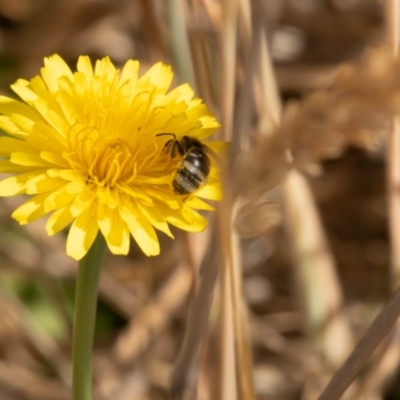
xmin=156 ymin=133 xmax=211 ymax=195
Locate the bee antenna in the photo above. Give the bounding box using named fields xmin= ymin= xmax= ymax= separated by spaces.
xmin=156 ymin=133 xmax=176 ymax=139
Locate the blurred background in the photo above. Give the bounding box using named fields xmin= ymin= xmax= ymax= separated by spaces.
xmin=0 ymin=0 xmax=398 ymax=399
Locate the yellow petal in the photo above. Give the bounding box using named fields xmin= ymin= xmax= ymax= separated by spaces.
xmin=119 ymin=196 xmax=160 ymax=256
xmin=195 ymin=182 xmax=222 ymax=200
xmin=11 ymin=152 xmax=58 ymax=168
xmin=30 ymin=175 xmax=65 ymax=195
xmin=11 ymin=79 xmax=38 ymax=103
xmin=139 ymin=204 xmax=173 ymax=238
xmin=42 ymin=54 xmax=74 ymax=92
xmin=10 ymin=113 xmax=35 ymax=133
xmin=0 ymin=136 xmax=35 ymax=156
xmin=44 ymin=185 xmax=75 ymax=212
xmin=65 ymin=180 xmax=86 ymax=195
xmin=94 ymin=56 xmax=117 ymax=77
xmin=77 ymin=56 xmax=93 ymax=82
xmin=66 ymin=205 xmax=99 ymax=260
xmin=166 ymin=207 xmax=208 ymax=232
xmin=70 ymin=189 xmax=95 ymax=217
xmin=0 ymin=171 xmax=41 ymax=196
xmin=40 ymin=152 xmax=70 ymax=168
xmin=120 ymin=59 xmax=140 ymax=91
xmin=56 ymin=89 xmax=79 ymax=125
xmin=0 ymin=160 xmax=33 ymax=173
xmin=30 ymin=121 xmax=69 ymax=150
xmin=46 ymin=206 xmax=74 ymax=235
xmin=196 ymin=115 xmax=221 ymax=140
xmin=26 ymin=174 xmax=65 ymax=194
xmin=168 ymin=83 xmax=195 ymax=103
xmin=185 ymin=196 xmax=215 ymax=211
xmin=0 ymin=96 xmax=44 ymax=122
xmin=98 ymin=206 xmax=130 ymax=255
xmin=12 ymin=193 xmax=48 ymax=224
xmin=0 ymin=116 xmax=24 ymax=136
xmin=143 ymin=62 xmax=173 ymax=96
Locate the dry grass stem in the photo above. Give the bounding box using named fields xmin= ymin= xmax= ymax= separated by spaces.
xmin=386 ymin=0 xmax=400 ymax=286
xmin=229 ymin=204 xmax=256 ymax=400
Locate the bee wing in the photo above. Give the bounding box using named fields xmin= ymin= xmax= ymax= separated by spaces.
xmin=204 ymin=141 xmax=229 ymax=162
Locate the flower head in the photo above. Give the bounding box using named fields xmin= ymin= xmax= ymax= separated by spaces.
xmin=0 ymin=55 xmax=221 ymax=260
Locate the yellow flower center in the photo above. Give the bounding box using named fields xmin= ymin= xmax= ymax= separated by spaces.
xmin=67 ymin=111 xmax=140 ymax=189
xmin=88 ymin=138 xmax=135 ymax=188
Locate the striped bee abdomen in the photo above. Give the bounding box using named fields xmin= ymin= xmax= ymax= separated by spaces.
xmin=156 ymin=133 xmax=212 ymax=195
xmin=172 ymin=149 xmax=211 ymax=195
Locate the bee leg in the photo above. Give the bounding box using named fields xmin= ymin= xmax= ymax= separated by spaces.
xmin=161 ymin=139 xmax=174 ymax=154
xmin=171 ymin=141 xmax=185 ymax=158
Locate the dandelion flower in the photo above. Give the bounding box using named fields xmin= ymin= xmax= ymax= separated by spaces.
xmin=0 ymin=55 xmax=222 ymax=260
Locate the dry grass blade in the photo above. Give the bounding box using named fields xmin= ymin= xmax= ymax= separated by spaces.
xmin=218 ymin=201 xmax=238 ymax=400
xmin=0 ymin=291 xmax=71 ymax=385
xmin=114 ymin=261 xmax=193 ymax=365
xmin=317 ymin=2 xmax=400 ymax=399
xmin=387 ymin=117 xmax=400 ymax=285
xmin=229 ymin=203 xmax=256 ymax=400
xmin=253 ymin=14 xmax=281 ymax=134
xmin=171 ymin=227 xmax=219 ymax=400
xmin=187 ymin=0 xmax=216 ymax=108
xmin=217 ymin=0 xmax=239 ymax=399
xmin=317 ymin=285 xmax=400 ymax=400
xmin=238 ymin=2 xmax=353 ymax=396
xmin=0 ymin=361 xmax=70 ymax=400
xmin=217 ymin=0 xmax=258 ymax=399
xmin=231 ymin=3 xmax=263 ymax=158
xmin=167 ymin=0 xmax=196 ymax=88
xmin=98 ymin=270 xmax=142 ymax=319
xmin=353 ymin=333 xmax=400 ymax=400
xmin=219 ymin=0 xmax=238 ymax=141
xmin=282 ymin=170 xmax=353 ymax=368
xmin=386 ymin=0 xmax=400 ymax=286
xmin=238 ymin=43 xmax=400 ymax=202
xmin=140 ymin=0 xmax=168 ymax=63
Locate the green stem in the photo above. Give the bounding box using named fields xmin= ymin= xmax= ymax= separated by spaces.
xmin=72 ymin=234 xmax=107 ymax=400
